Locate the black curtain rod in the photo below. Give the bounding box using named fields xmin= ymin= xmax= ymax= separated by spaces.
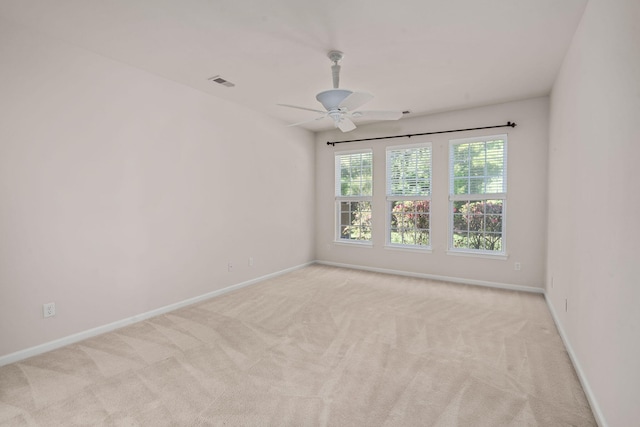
xmin=326 ymin=121 xmax=517 ymax=146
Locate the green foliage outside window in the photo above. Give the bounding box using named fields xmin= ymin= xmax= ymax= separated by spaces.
xmin=452 ymin=140 xmax=504 ymax=195
xmin=390 ymin=200 xmax=430 ymax=245
xmin=340 ymin=154 xmax=372 ymax=197
xmin=341 ymin=201 xmax=372 ymax=240
xmin=452 ymin=200 xmax=503 ymax=250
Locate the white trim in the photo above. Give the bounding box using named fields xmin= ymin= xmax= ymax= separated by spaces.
xmin=545 ymin=296 xmax=608 ymax=427
xmin=449 ymin=193 xmax=507 ymax=201
xmin=384 ymin=245 xmax=432 ymax=254
xmin=388 ymin=195 xmax=432 ymax=202
xmin=446 ymin=250 xmax=508 ymax=261
xmin=335 ymin=196 xmax=373 ymax=203
xmin=334 ymin=148 xmax=373 ymax=156
xmin=383 ymin=141 xmax=432 ymax=151
xmin=448 ymin=133 xmax=508 ymax=146
xmin=0 ymin=262 xmax=313 ymax=367
xmin=314 ymin=260 xmax=543 ymax=294
xmin=333 ymin=240 xmax=374 ymax=248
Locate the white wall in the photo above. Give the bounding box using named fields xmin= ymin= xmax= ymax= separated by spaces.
xmin=315 ymin=97 xmax=549 ymax=289
xmin=0 ymin=19 xmax=315 ymax=358
xmin=547 ymin=0 xmax=640 ymax=426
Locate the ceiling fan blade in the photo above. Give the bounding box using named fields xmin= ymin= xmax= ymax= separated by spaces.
xmin=287 ymin=115 xmax=328 ymax=127
xmin=338 ymin=91 xmax=374 ymax=112
xmin=351 ymin=110 xmax=403 ymax=121
xmin=277 ymin=103 xmax=326 ymax=114
xmin=337 ymin=117 xmax=357 ymax=132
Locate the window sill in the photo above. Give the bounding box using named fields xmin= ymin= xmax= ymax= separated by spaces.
xmin=446 ymin=250 xmax=508 ymax=260
xmin=384 ymin=245 xmax=432 ymax=254
xmin=333 ymin=240 xmax=374 ymax=248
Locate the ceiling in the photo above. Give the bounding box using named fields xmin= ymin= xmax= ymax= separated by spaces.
xmin=0 ymin=0 xmax=588 ymax=132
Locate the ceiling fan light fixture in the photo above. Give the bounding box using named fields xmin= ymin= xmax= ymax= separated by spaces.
xmin=316 ymin=89 xmax=352 ymax=111
xmin=279 ymin=50 xmax=402 ymax=133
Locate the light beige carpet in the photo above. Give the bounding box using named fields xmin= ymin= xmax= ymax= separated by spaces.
xmin=0 ymin=265 xmax=595 ymax=426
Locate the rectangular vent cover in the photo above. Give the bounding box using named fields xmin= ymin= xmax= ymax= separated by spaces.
xmin=208 ymin=75 xmax=235 ymax=87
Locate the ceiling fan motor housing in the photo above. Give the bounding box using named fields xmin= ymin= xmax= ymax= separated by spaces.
xmin=316 ymin=89 xmax=353 ymax=111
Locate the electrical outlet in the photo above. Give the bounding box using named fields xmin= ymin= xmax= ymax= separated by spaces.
xmin=514 ymin=262 xmax=521 ymax=271
xmin=248 ymin=257 xmax=254 ymax=267
xmin=565 ymin=298 xmax=568 ymax=312
xmin=43 ymin=302 xmax=56 ymax=318
xmin=228 ymin=262 xmax=233 ymax=272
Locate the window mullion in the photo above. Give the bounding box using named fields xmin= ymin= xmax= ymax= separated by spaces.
xmin=450 ymin=193 xmax=506 ymax=202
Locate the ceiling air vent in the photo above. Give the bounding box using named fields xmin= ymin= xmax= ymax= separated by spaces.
xmin=208 ymin=75 xmax=235 ymax=88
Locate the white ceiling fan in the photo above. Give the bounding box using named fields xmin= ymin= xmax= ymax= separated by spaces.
xmin=279 ymin=50 xmax=403 ymax=132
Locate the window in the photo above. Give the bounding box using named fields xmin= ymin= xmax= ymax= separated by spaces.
xmin=386 ymin=143 xmax=432 ymax=247
xmin=335 ymin=150 xmax=373 ymax=242
xmin=449 ymin=135 xmax=507 ymax=254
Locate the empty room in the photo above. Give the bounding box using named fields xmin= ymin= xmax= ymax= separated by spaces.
xmin=0 ymin=0 xmax=638 ymax=426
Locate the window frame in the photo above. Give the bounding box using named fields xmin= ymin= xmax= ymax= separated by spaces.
xmin=334 ymin=149 xmax=374 ymax=245
xmin=448 ymin=134 xmax=508 ymax=256
xmin=385 ymin=142 xmax=432 ymax=250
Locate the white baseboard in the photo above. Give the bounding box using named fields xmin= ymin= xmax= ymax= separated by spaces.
xmin=315 ymin=260 xmax=544 ymax=294
xmin=0 ymin=262 xmax=313 ymax=367
xmin=544 ymin=296 xmax=607 ymax=427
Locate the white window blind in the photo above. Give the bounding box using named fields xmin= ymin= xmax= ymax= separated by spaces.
xmin=387 ymin=144 xmax=432 ymax=197
xmin=336 ymin=151 xmax=373 ymax=197
xmin=450 ymin=137 xmax=506 ymax=197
